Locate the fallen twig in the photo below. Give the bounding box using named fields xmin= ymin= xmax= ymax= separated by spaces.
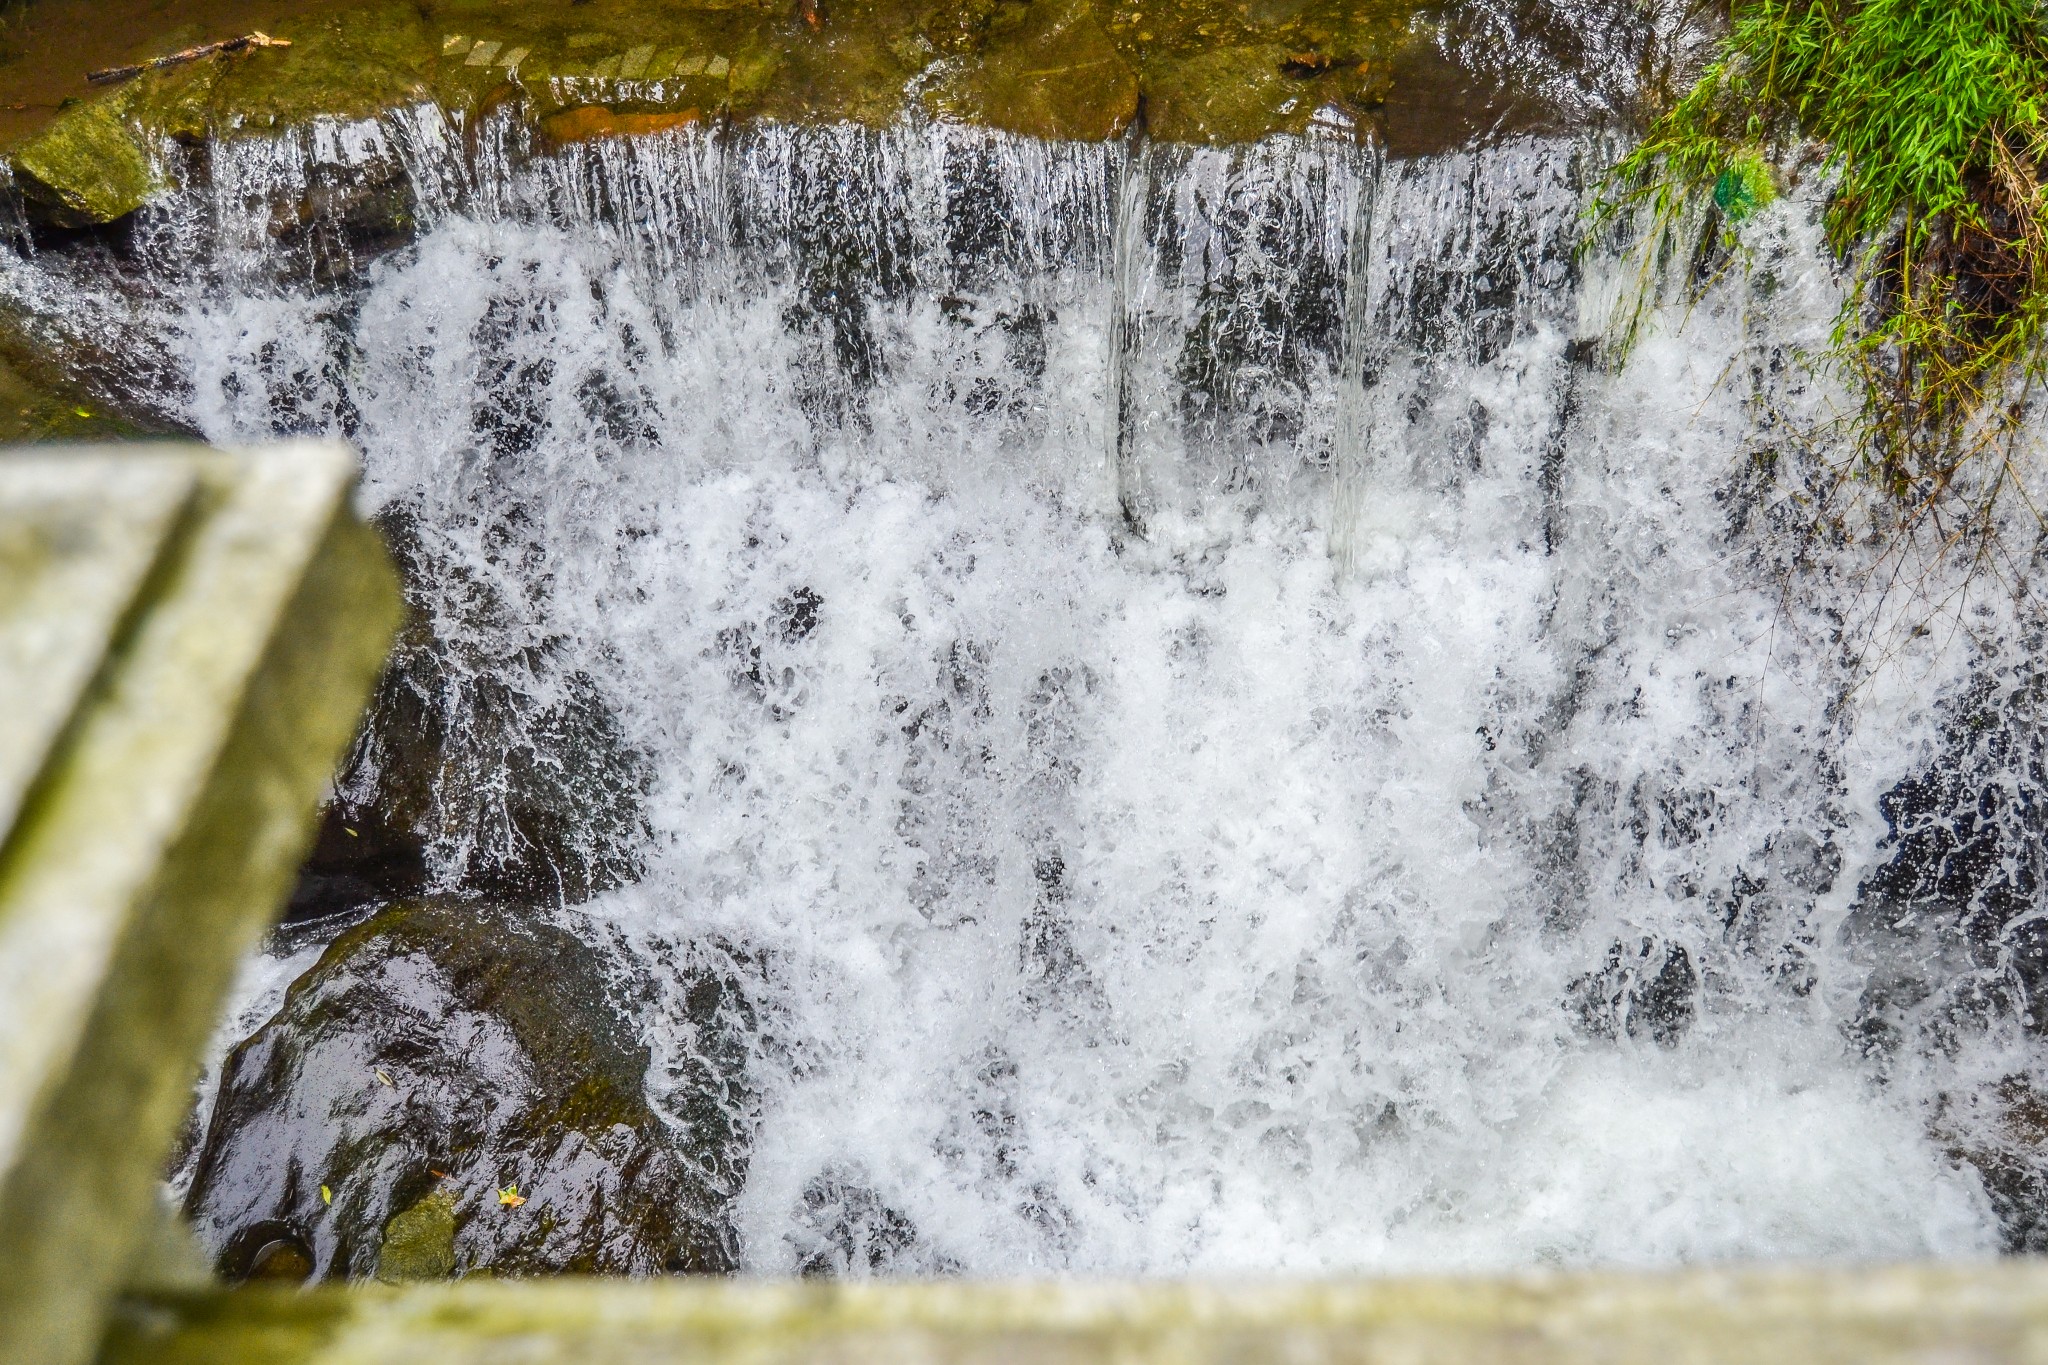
xmin=86 ymin=31 xmax=291 ymax=86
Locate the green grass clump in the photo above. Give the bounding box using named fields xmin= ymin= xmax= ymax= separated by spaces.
xmin=1601 ymin=0 xmax=2048 ymax=519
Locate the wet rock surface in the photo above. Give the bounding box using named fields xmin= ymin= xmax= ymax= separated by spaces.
xmin=287 ymin=509 xmax=652 ymax=921
xmin=185 ymin=899 xmax=746 ymax=1280
xmin=9 ymin=100 xmax=159 ymax=227
xmin=1845 ymin=662 xmax=2048 ymax=1252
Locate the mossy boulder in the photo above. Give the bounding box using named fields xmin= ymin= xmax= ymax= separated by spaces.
xmin=9 ymin=100 xmax=157 ymax=227
xmin=185 ymin=899 xmax=748 ymax=1280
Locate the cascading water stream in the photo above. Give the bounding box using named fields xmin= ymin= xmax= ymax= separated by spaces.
xmin=10 ymin=104 xmax=2048 ymax=1273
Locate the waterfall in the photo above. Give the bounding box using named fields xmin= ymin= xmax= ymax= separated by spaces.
xmin=13 ymin=104 xmax=2048 ymax=1272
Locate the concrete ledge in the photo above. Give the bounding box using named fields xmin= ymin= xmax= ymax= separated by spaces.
xmin=96 ymin=1263 xmax=2048 ymax=1364
xmin=0 ymin=443 xmax=400 ymax=1365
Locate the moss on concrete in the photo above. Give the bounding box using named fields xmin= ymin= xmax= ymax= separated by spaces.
xmin=92 ymin=1263 xmax=2048 ymax=1365
xmin=0 ymin=444 xmax=401 ymax=1365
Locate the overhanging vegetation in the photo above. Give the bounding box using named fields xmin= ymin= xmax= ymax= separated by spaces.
xmin=1601 ymin=0 xmax=2048 ymax=527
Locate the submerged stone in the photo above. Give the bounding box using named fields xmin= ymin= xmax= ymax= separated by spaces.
xmin=926 ymin=0 xmax=1138 ymax=141
xmin=541 ymin=105 xmax=704 ymax=146
xmin=0 ymin=0 xmax=1641 ymax=162
xmin=171 ymin=2 xmax=432 ymax=130
xmin=185 ymin=900 xmax=744 ymax=1280
xmin=9 ymin=99 xmax=156 ymax=226
xmin=1138 ymin=44 xmax=1304 ymax=143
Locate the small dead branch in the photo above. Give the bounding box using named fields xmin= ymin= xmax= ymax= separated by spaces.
xmin=86 ymin=31 xmax=291 ymax=86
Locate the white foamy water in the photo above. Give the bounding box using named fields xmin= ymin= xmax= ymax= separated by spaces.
xmin=13 ymin=107 xmax=2048 ymax=1272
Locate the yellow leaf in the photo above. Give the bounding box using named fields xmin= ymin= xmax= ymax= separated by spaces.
xmin=374 ymin=1069 xmax=393 ymax=1087
xmin=497 ymin=1185 xmax=526 ymax=1208
xmin=320 ymin=1184 xmax=332 ymax=1205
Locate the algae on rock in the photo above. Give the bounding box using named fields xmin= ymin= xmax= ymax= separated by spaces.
xmin=110 ymin=1 xmax=434 ymax=135
xmin=1139 ymin=44 xmax=1306 ymax=142
xmin=0 ymin=0 xmax=1432 ymax=173
xmin=377 ymin=1188 xmax=458 ymax=1283
xmin=10 ymin=99 xmax=157 ymax=227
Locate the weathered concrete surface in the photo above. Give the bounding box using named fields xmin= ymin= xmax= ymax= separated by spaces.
xmin=0 ymin=442 xmax=402 ymax=1365
xmin=96 ymin=1263 xmax=2048 ymax=1364
xmin=0 ymin=455 xmax=195 ymax=837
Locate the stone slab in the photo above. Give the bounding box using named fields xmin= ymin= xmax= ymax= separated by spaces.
xmin=0 ymin=442 xmax=401 ymax=1365
xmin=96 ymin=1263 xmax=2048 ymax=1364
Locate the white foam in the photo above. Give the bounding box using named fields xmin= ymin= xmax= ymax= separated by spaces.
xmin=6 ymin=117 xmax=2023 ymax=1272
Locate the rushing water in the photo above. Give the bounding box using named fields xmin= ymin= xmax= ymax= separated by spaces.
xmin=12 ymin=103 xmax=2048 ymax=1272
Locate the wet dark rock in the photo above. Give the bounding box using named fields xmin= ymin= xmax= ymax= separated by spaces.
xmin=236 ymin=1226 xmax=315 ymax=1285
xmin=288 ymin=510 xmax=651 ymax=920
xmin=1935 ymin=1077 xmax=2048 ymax=1255
xmin=789 ymin=1171 xmax=953 ymax=1276
xmin=1844 ymin=664 xmax=2048 ymax=1059
xmin=238 ymin=143 xmax=422 ymax=288
xmin=1567 ymin=936 xmax=1697 ymax=1046
xmin=1841 ymin=663 xmax=2048 ymax=1252
xmin=185 ymin=899 xmax=740 ymax=1281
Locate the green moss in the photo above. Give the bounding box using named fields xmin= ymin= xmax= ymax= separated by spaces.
xmin=376 ymin=1189 xmax=457 ymax=1284
xmin=142 ymin=2 xmax=432 ymax=133
xmin=0 ymin=348 xmax=162 ymax=443
xmin=10 ymin=98 xmax=156 ymax=226
xmin=1600 ymin=0 xmax=2048 ymax=513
